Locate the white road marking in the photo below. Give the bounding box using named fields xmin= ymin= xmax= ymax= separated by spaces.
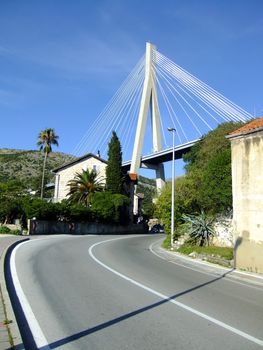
xmin=11 ymin=241 xmax=51 ymax=349
xmin=149 ymin=239 xmax=263 ymax=291
xmin=89 ymin=236 xmax=263 ymax=347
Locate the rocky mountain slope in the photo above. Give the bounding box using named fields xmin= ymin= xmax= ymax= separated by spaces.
xmin=0 ymin=148 xmax=73 ymax=188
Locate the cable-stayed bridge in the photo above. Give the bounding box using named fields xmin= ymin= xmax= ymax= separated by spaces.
xmin=121 ymin=139 xmax=199 ymax=173
xmin=70 ymin=42 xmax=252 ymax=191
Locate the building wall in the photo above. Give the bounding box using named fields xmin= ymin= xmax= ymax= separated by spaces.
xmin=231 ymin=130 xmax=263 ymax=273
xmin=54 ymin=157 xmax=107 ymax=202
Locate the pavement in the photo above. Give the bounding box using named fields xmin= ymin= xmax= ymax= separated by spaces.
xmin=0 ymin=235 xmax=32 ymax=350
xmin=0 ymin=234 xmax=263 ymax=350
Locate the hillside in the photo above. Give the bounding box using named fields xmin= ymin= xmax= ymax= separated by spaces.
xmin=0 ymin=149 xmax=156 ymax=190
xmin=0 ymin=148 xmax=73 ymax=188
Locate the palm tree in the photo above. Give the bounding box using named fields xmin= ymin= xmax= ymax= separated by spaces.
xmin=37 ymin=128 xmax=59 ymax=199
xmin=67 ymin=169 xmax=104 ymax=206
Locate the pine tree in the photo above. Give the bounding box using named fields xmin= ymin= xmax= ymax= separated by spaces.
xmin=106 ymin=131 xmax=123 ymax=194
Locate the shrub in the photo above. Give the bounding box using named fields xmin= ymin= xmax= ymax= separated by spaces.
xmin=22 ymin=198 xmax=59 ymax=221
xmin=0 ymin=226 xmax=11 ymax=234
xmin=91 ymin=192 xmax=130 ymax=224
xmin=64 ymin=203 xmax=92 ymax=222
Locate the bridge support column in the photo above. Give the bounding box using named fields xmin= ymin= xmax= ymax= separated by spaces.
xmin=130 ymin=42 xmax=166 ymax=194
xmin=156 ymin=163 xmax=165 ymax=194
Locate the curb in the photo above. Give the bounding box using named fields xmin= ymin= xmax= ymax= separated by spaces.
xmin=0 ymin=238 xmax=29 ymax=350
xmin=152 ymin=240 xmax=263 ymax=287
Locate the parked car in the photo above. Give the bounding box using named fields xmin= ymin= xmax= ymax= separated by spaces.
xmin=150 ymin=224 xmax=164 ymax=233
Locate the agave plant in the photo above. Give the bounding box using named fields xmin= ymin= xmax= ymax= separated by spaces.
xmin=182 ymin=210 xmax=215 ymax=246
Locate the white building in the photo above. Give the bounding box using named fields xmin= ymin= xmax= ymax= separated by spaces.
xmin=53 ymin=153 xmax=107 ymax=202
xmin=228 ymin=117 xmax=263 ymax=273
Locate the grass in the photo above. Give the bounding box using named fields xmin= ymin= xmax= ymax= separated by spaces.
xmin=162 ymin=234 xmax=171 ymax=249
xmin=177 ymin=244 xmax=234 ymax=260
xmin=0 ymin=227 xmax=21 ymax=235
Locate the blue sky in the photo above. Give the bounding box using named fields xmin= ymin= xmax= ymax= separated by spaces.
xmin=1 ymin=0 xmax=263 ymax=168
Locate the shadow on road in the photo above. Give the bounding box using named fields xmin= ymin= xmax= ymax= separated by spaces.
xmin=40 ymin=269 xmax=233 ymax=349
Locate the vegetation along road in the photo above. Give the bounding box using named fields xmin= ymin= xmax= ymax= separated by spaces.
xmin=9 ymin=235 xmax=263 ymax=350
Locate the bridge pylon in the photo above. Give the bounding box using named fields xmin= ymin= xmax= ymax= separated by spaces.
xmin=130 ymin=42 xmax=165 ymax=193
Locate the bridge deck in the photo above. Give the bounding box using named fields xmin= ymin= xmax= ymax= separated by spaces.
xmin=122 ymin=139 xmax=200 ymax=172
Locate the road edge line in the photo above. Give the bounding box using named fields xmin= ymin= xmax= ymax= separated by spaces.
xmin=10 ymin=241 xmax=51 ymax=350
xmin=89 ymin=236 xmax=263 ymax=347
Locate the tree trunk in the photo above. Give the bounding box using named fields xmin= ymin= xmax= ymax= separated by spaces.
xmin=40 ymin=152 xmax=48 ymax=199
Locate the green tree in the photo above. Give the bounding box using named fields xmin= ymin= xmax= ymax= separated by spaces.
xmin=106 ymin=131 xmax=123 ymax=194
xmin=155 ymin=121 xmax=244 ymax=236
xmin=37 ymin=128 xmax=59 ymax=199
xmin=66 ymin=169 xmax=103 ymax=206
xmin=0 ymin=180 xmax=26 ymax=224
xmin=182 ymin=121 xmax=243 ymax=213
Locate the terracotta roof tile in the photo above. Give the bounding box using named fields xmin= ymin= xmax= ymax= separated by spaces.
xmin=229 ymin=117 xmax=263 ymax=136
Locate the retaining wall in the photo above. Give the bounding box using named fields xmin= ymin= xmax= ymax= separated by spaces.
xmin=28 ymin=219 xmax=147 ymax=235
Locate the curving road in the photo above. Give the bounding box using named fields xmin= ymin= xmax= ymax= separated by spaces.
xmin=9 ymin=234 xmax=263 ymax=350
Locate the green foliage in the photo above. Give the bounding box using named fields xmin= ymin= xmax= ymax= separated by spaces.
xmin=137 ymin=180 xmax=156 ymax=218
xmin=66 ymin=169 xmax=103 ymax=206
xmin=182 ymin=121 xmax=243 ymax=213
xmin=0 ymin=226 xmax=11 ymax=234
xmin=0 ymin=189 xmax=130 ymax=226
xmin=22 ymin=197 xmax=59 ymax=221
xmin=154 ymin=177 xmax=198 ymax=235
xmin=91 ymin=192 xmax=130 ymax=224
xmin=22 ymin=198 xmax=93 ymax=222
xmin=37 ymin=128 xmax=59 ymax=155
xmin=155 ymin=122 xmax=244 ymax=234
xmin=91 ymin=192 xmax=115 ymax=222
xmin=56 ymin=201 xmax=92 ymax=222
xmin=177 ymin=244 xmax=233 ymax=260
xmin=0 ymin=181 xmax=26 ymax=224
xmin=182 ymin=210 xmax=215 ymax=246
xmin=162 ymin=234 xmax=171 ymax=249
xmin=0 ymin=226 xmax=21 ymax=235
xmin=106 ymin=131 xmax=123 ymax=194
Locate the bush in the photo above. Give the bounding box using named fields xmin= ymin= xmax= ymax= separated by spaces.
xmin=63 ymin=203 xmax=92 ymax=222
xmin=0 ymin=190 xmax=130 ymax=226
xmin=92 ymin=192 xmax=130 ymax=224
xmin=0 ymin=226 xmax=11 ymax=234
xmin=162 ymin=234 xmax=171 ymax=249
xmin=22 ymin=198 xmax=59 ymax=221
xmin=11 ymin=229 xmax=21 ymax=235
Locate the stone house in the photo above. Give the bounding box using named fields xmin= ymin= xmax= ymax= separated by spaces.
xmin=53 ymin=153 xmax=107 ymax=202
xmin=227 ymin=117 xmax=263 ymax=273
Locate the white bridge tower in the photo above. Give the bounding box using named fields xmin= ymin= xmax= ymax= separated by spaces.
xmin=130 ymin=42 xmax=165 ymax=192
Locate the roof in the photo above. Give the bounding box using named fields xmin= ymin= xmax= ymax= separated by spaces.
xmin=228 ymin=117 xmax=263 ymax=138
xmin=53 ymin=153 xmax=107 ymax=173
xmin=135 ymin=192 xmax=145 ymax=199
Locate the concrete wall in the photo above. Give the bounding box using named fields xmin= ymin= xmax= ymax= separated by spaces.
xmin=54 ymin=157 xmax=107 ymax=202
xmin=231 ymin=130 xmax=263 ymax=273
xmin=28 ymin=219 xmax=147 ymax=235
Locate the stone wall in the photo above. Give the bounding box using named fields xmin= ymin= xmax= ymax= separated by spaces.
xmin=230 ymin=129 xmax=263 ymax=273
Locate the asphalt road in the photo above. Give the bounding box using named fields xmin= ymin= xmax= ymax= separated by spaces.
xmin=10 ymin=234 xmax=263 ymax=350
